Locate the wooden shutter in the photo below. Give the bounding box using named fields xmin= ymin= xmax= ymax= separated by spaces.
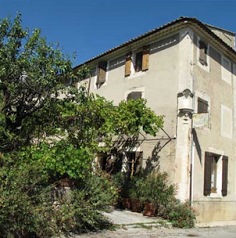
xmin=97 ymin=61 xmax=107 ymax=84
xmin=204 ymin=152 xmax=212 ymax=196
xmin=142 ymin=45 xmax=149 ymax=71
xmin=222 ymin=156 xmax=228 ymax=196
xmin=127 ymin=91 xmax=142 ymax=101
xmin=199 ymin=41 xmax=207 ymax=66
xmin=125 ymin=52 xmax=132 ymax=77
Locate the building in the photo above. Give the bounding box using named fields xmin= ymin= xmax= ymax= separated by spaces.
xmin=74 ymin=17 xmax=236 ymax=224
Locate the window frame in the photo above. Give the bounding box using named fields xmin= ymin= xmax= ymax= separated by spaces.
xmin=204 ymin=152 xmax=228 ymax=198
xmin=124 ymin=87 xmax=145 ymax=101
xmin=197 ymin=36 xmax=210 ymax=72
xmin=96 ymin=61 xmax=109 ymax=89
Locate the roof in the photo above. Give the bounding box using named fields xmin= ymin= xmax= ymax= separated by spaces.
xmin=204 ymin=23 xmax=236 ymax=36
xmin=74 ymin=17 xmax=236 ymax=69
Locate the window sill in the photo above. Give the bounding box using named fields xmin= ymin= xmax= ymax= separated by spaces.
xmin=197 ymin=60 xmax=210 ymax=73
xmin=125 ymin=71 xmax=147 ymax=80
xmin=207 ymin=193 xmax=223 ymax=199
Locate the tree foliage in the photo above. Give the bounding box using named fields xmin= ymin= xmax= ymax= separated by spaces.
xmin=0 ymin=14 xmax=164 ymax=237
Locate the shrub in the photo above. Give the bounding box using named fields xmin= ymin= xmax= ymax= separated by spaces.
xmin=158 ymin=199 xmax=196 ymax=228
xmin=0 ymin=157 xmax=117 ymax=238
xmin=138 ymin=173 xmax=176 ymax=206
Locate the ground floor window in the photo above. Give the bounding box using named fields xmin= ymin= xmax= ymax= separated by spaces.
xmin=126 ymin=151 xmax=143 ymax=178
xmin=97 ymin=151 xmax=123 ymax=174
xmin=204 ymin=152 xmax=228 ymax=197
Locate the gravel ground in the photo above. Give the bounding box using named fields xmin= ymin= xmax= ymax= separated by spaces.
xmin=70 ymin=210 xmax=236 ymax=238
xmin=77 ymin=225 xmax=236 ymax=238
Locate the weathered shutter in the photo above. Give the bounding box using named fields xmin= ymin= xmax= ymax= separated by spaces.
xmin=222 ymin=156 xmax=228 ymax=196
xmin=204 ymin=152 xmax=212 ymax=196
xmin=125 ymin=52 xmax=132 ymax=77
xmin=199 ymin=41 xmax=207 ymax=66
xmin=127 ymin=91 xmax=142 ymax=101
xmin=97 ymin=61 xmax=107 ymax=84
xmin=142 ymin=45 xmax=150 ymax=71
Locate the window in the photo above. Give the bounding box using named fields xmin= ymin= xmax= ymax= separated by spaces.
xmin=204 ymin=152 xmax=228 ymax=197
xmin=135 ymin=51 xmax=143 ymax=72
xmin=127 ymin=91 xmax=142 ymax=101
xmin=97 ymin=151 xmax=123 ymax=174
xmin=199 ymin=40 xmax=208 ymax=66
xmin=210 ymin=155 xmax=218 ymax=193
xmin=197 ymin=97 xmax=208 ymax=113
xmin=125 ymin=45 xmax=149 ymax=77
xmin=96 ymin=61 xmax=107 ymax=88
xmin=126 ymin=151 xmax=143 ymax=178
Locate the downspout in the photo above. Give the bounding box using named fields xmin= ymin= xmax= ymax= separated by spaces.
xmin=190 ymin=76 xmax=195 ymax=206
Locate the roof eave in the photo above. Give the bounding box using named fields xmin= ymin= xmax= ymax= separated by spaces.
xmin=74 ymin=17 xmax=236 ymax=70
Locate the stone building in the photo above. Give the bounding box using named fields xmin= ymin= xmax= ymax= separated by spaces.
xmin=74 ymin=17 xmax=236 ymax=224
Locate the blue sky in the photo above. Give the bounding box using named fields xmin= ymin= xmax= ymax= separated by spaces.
xmin=0 ymin=0 xmax=236 ymax=66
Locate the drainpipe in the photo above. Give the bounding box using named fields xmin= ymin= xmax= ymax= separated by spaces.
xmin=190 ymin=75 xmax=195 ymax=206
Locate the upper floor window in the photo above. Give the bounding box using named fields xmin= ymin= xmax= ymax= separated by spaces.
xmin=197 ymin=37 xmax=209 ymax=72
xmin=135 ymin=51 xmax=143 ymax=72
xmin=125 ymin=45 xmax=150 ymax=77
xmin=96 ymin=61 xmax=107 ymax=88
xmin=197 ymin=97 xmax=208 ymax=113
xmin=199 ymin=40 xmax=208 ymax=66
xmin=127 ymin=91 xmax=142 ymax=101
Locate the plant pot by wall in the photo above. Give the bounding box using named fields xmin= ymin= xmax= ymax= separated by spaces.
xmin=122 ymin=198 xmax=132 ymax=210
xmin=143 ymin=202 xmax=157 ymax=217
xmin=131 ymin=200 xmax=143 ymax=213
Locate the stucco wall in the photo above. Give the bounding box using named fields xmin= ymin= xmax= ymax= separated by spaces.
xmin=192 ymin=32 xmax=236 ymax=223
xmin=76 ymin=26 xmax=236 ymax=223
xmin=78 ymin=33 xmax=181 ymax=183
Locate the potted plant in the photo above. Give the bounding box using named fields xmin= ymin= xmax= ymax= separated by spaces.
xmin=129 ymin=177 xmax=144 ymax=213
xmin=141 ymin=173 xmax=175 ymax=217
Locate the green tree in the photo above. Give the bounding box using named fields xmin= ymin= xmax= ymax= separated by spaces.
xmin=0 ymin=13 xmax=163 ymax=179
xmin=0 ymin=13 xmax=76 ymax=152
xmin=0 ymin=13 xmax=164 ymax=237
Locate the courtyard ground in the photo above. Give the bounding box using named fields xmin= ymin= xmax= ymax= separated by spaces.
xmin=77 ymin=210 xmax=236 ymax=238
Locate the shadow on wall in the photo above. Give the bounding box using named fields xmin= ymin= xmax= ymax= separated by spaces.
xmin=142 ymin=142 xmax=161 ymax=175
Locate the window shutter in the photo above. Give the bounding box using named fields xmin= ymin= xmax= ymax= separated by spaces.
xmin=142 ymin=45 xmax=149 ymax=71
xmin=204 ymin=152 xmax=212 ymax=196
xmin=222 ymin=156 xmax=228 ymax=196
xmin=125 ymin=52 xmax=132 ymax=77
xmin=127 ymin=91 xmax=142 ymax=101
xmin=97 ymin=61 xmax=107 ymax=84
xmin=199 ymin=41 xmax=207 ymax=66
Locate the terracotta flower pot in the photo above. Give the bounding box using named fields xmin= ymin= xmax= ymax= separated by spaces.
xmin=143 ymin=202 xmax=157 ymax=216
xmin=122 ymin=198 xmax=132 ymax=210
xmin=131 ymin=200 xmax=143 ymax=213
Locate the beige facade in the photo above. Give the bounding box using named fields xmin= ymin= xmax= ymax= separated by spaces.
xmin=75 ymin=17 xmax=236 ymax=224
